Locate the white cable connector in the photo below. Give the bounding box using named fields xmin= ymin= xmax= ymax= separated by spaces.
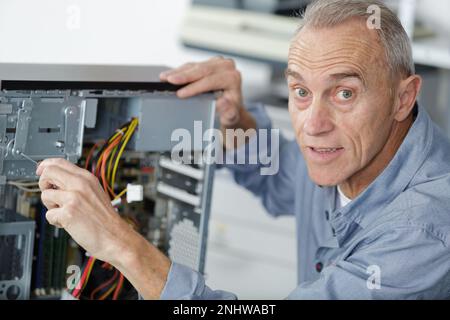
xmin=126 ymin=183 xmax=144 ymax=203
xmin=110 ymin=198 xmax=122 ymax=207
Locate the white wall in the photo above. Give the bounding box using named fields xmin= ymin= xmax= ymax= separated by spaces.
xmin=416 ymin=0 xmax=450 ymax=34
xmin=0 ymin=0 xmax=190 ymax=65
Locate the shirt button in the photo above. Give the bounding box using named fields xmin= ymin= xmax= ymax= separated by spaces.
xmin=315 ymin=262 xmax=323 ymax=273
xmin=325 ymin=211 xmax=330 ymax=221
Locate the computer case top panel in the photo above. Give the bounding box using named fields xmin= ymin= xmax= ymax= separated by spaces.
xmin=0 ymin=63 xmax=181 ymax=91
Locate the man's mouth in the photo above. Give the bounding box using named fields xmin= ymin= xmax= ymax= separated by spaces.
xmin=310 ymin=147 xmax=343 ymax=153
xmin=306 ymin=147 xmax=345 ymax=163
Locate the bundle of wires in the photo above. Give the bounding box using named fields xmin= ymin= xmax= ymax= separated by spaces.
xmin=70 ymin=118 xmax=139 ymax=300
xmin=70 ymin=257 xmax=125 ymax=300
xmin=85 ymin=117 xmax=139 ymax=200
xmin=8 ymin=180 xmax=41 ymax=193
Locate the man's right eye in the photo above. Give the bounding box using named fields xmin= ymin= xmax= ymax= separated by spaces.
xmin=295 ymin=88 xmax=309 ymax=98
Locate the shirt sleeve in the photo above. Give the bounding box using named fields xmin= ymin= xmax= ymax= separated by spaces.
xmin=160 ymin=262 xmax=237 ymax=300
xmin=220 ymin=103 xmax=301 ymax=217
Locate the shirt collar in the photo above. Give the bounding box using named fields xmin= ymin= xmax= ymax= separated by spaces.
xmin=325 ymin=103 xmax=433 ymax=244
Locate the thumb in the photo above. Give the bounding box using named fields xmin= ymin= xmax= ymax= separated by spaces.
xmin=217 ymin=97 xmax=240 ymax=127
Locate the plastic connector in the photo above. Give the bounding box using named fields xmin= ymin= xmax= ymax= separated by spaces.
xmin=126 ymin=183 xmax=144 ymax=203
xmin=110 ymin=198 xmax=121 ymax=207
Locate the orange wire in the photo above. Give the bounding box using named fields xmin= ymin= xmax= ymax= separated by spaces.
xmin=101 ymin=148 xmax=113 ymax=195
xmin=85 ymin=141 xmax=105 ymax=170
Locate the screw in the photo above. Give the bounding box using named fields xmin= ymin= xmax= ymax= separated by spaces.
xmin=55 ymin=141 xmax=65 ymax=148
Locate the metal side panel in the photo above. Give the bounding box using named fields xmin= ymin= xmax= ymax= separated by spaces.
xmin=127 ymin=95 xmax=216 ymax=152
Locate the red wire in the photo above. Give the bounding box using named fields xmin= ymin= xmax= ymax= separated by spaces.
xmin=85 ymin=141 xmax=105 ymax=170
xmin=90 ymin=270 xmax=119 ymax=300
xmin=72 ymin=257 xmax=95 ymax=298
xmin=112 ymin=274 xmax=125 ymax=300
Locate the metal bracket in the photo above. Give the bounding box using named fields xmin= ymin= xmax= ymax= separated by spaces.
xmin=12 ymin=100 xmax=33 ymax=155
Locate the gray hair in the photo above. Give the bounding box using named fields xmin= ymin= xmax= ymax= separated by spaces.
xmin=296 ymin=0 xmax=415 ymax=79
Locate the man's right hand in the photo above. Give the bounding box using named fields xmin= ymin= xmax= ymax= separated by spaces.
xmin=159 ymin=56 xmax=256 ymax=133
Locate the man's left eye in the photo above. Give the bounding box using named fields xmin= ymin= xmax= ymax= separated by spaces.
xmin=337 ymin=90 xmax=353 ymax=100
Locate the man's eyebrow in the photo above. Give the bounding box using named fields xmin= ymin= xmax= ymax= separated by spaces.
xmin=285 ymin=68 xmax=367 ymax=88
xmin=329 ymin=72 xmax=364 ymax=83
xmin=285 ymin=68 xmax=304 ymax=81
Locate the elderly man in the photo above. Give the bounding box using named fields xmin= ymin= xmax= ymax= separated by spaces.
xmin=37 ymin=0 xmax=450 ymax=299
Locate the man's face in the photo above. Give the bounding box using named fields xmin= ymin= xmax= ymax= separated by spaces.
xmin=287 ymin=19 xmax=397 ymax=186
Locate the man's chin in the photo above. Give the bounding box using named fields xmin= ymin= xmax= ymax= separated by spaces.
xmin=308 ymin=169 xmax=346 ymax=187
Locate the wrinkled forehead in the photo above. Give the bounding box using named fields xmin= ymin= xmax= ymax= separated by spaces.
xmin=288 ymin=22 xmax=385 ymax=79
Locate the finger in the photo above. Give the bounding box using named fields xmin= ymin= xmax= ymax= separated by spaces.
xmin=222 ymin=108 xmax=240 ymax=126
xmin=46 ymin=207 xmax=65 ymax=228
xmin=41 ymin=189 xmax=62 ymax=210
xmin=160 ymin=56 xmax=227 ymax=81
xmin=159 ymin=63 xmax=196 ymax=81
xmin=41 ymin=188 xmax=76 ymax=208
xmin=166 ymin=65 xmax=210 ymax=85
xmin=176 ymin=70 xmax=239 ymax=98
xmin=166 ymin=57 xmax=232 ymax=85
xmin=36 ymin=158 xmax=81 ymax=176
xmin=216 ymin=96 xmax=235 ymax=113
xmin=38 ymin=164 xmax=80 ymax=191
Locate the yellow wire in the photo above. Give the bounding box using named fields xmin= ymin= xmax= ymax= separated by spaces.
xmin=114 ymin=188 xmax=127 ymax=201
xmin=107 ymin=125 xmax=132 ymax=184
xmin=107 ymin=144 xmax=119 ymax=182
xmin=109 ymin=127 xmax=127 ymax=143
xmin=111 ymin=119 xmax=138 ymax=189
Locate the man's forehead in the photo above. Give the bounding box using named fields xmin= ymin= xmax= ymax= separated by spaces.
xmin=288 ymin=22 xmax=382 ymax=73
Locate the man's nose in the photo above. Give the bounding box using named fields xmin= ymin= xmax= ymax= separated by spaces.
xmin=303 ymin=101 xmax=334 ymax=136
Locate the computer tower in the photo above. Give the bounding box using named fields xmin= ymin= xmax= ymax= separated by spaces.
xmin=0 ymin=63 xmax=217 ymax=299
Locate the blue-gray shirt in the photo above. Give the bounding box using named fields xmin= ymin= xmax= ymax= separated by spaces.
xmin=161 ymin=103 xmax=450 ymax=300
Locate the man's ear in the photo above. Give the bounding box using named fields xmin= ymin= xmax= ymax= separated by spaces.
xmin=394 ymin=75 xmax=422 ymax=122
